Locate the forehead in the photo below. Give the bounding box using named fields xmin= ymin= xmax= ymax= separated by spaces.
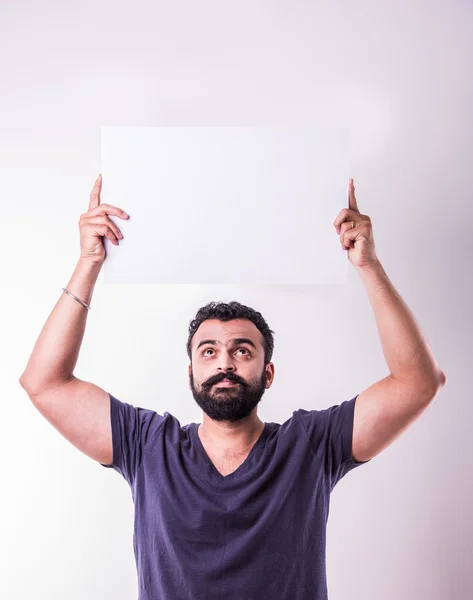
xmin=193 ymin=319 xmax=262 ymax=349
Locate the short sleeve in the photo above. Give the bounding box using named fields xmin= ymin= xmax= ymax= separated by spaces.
xmin=295 ymin=395 xmax=371 ymax=490
xmin=100 ymin=393 xmax=166 ymax=486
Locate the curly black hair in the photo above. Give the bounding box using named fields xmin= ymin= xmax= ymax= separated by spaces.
xmin=187 ymin=301 xmax=275 ymax=366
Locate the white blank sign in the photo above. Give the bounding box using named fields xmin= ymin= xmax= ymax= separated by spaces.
xmin=101 ymin=127 xmax=350 ymax=285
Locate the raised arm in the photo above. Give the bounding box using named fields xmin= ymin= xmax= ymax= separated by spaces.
xmin=19 ymin=174 xmax=129 ymax=464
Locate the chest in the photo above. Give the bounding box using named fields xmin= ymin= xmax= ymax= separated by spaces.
xmin=202 ymin=446 xmax=251 ymax=477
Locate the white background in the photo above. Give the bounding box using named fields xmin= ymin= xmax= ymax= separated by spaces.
xmin=1 ymin=1 xmax=471 ymax=599
xmin=101 ymin=126 xmax=350 ymax=285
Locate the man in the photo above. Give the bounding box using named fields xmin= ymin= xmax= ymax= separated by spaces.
xmin=19 ymin=174 xmax=446 ymax=599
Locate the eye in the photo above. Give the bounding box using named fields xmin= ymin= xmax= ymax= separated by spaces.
xmin=237 ymin=348 xmax=250 ymax=355
xmin=202 ymin=347 xmax=251 ymax=357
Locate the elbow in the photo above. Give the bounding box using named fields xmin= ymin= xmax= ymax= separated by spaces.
xmin=19 ymin=373 xmax=44 ymax=396
xmin=427 ymin=370 xmax=447 ymax=398
xmin=425 ymin=367 xmax=447 ymax=391
xmin=19 ymin=373 xmax=74 ymax=397
xmin=19 ymin=373 xmax=35 ymax=395
xmin=438 ymin=370 xmax=447 ymax=388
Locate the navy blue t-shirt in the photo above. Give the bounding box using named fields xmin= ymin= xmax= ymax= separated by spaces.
xmin=101 ymin=393 xmax=370 ymax=600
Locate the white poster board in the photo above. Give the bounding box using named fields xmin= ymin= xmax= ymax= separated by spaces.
xmin=101 ymin=126 xmax=351 ymax=285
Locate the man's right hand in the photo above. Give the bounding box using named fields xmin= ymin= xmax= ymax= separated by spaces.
xmin=79 ymin=174 xmax=130 ymax=264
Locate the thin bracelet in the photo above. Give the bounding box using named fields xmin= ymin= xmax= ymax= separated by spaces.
xmin=61 ymin=288 xmax=91 ymax=311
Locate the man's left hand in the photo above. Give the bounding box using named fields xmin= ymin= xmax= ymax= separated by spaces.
xmin=333 ymin=179 xmax=378 ymax=269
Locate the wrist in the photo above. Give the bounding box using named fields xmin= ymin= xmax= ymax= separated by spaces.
xmin=355 ymin=259 xmax=388 ymax=287
xmin=356 ymin=258 xmax=382 ymax=275
xmin=74 ymin=257 xmax=103 ymax=286
xmin=77 ymin=256 xmax=104 ymax=272
xmin=62 ymin=259 xmax=102 ymax=309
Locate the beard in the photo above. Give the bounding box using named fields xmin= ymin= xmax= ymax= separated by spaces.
xmin=189 ymin=366 xmax=268 ymax=423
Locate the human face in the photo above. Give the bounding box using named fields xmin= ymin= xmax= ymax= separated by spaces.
xmin=188 ymin=319 xmax=274 ymax=423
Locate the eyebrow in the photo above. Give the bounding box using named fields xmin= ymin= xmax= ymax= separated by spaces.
xmin=196 ymin=337 xmax=257 ymax=351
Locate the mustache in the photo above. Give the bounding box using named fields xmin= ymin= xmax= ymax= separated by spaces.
xmin=207 ymin=374 xmax=243 ymax=387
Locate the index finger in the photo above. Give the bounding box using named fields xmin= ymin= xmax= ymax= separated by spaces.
xmin=348 ymin=178 xmax=360 ymax=213
xmin=88 ymin=174 xmax=102 ymax=211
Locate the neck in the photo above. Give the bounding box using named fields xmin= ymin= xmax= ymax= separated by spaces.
xmin=199 ymin=414 xmax=265 ymax=451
